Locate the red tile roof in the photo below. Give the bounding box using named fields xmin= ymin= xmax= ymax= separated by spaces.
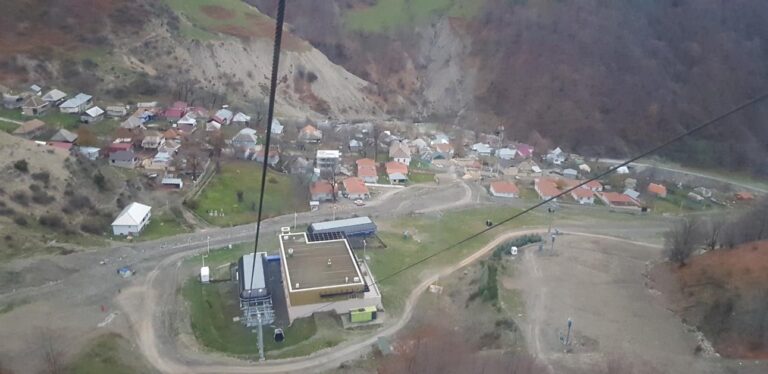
xmin=490 ymin=181 xmax=519 ymax=195
xmin=164 ymin=108 xmax=185 ymax=119
xmin=385 ymin=161 xmax=408 ymax=175
xmin=601 ymin=192 xmax=639 ymax=206
xmin=343 ymin=177 xmax=369 ymax=195
xmin=647 ymin=183 xmax=667 ymax=197
xmin=356 ymin=158 xmax=376 ymax=168
xmin=310 ymin=180 xmax=334 ymax=195
xmin=358 ymin=166 xmax=378 ymax=178
xmin=570 ymin=187 xmax=594 ymax=199
xmin=535 ymin=178 xmax=560 ymax=197
xmin=736 ymin=192 xmax=754 ymax=201
xmin=585 ymin=180 xmax=603 ymax=191
xmin=435 ymin=143 xmax=453 ymax=153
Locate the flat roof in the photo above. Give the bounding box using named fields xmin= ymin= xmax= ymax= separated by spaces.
xmin=279 ymin=232 xmax=363 ymax=291
xmin=309 ymin=217 xmax=374 ymax=232
xmin=316 ymin=150 xmax=340 ymax=158
xmin=240 ymin=253 xmax=266 ymax=292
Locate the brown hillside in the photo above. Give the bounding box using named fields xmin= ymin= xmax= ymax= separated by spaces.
xmin=650 ymin=241 xmax=768 ymax=358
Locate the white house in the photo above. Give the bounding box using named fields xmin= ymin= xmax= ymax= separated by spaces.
xmin=570 ymin=188 xmax=595 ymax=205
xmin=80 ymin=106 xmax=104 ymax=123
xmin=389 ymin=140 xmax=412 ymax=165
xmin=546 ymin=147 xmax=566 ymax=165
xmin=563 ymin=168 xmax=578 ymax=179
xmin=270 ymin=118 xmax=284 ymax=135
xmin=497 ymin=147 xmax=517 ymax=160
xmin=111 ymin=202 xmax=152 ymax=236
xmin=42 ymin=89 xmax=67 ymax=105
xmin=489 ymin=181 xmax=519 ymax=198
xmin=59 ymin=93 xmax=92 ymax=114
xmin=472 ymin=143 xmax=493 ymax=157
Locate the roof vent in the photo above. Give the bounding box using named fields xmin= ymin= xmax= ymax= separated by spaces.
xmin=353 ymin=277 xmax=360 ymax=283
xmin=345 ymin=276 xmax=349 ymax=283
xmin=327 ymin=258 xmax=332 ymax=266
xmin=295 ymin=283 xmax=300 ymax=289
xmin=288 ymin=248 xmax=294 ymax=256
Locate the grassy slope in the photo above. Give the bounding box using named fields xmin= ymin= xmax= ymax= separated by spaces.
xmin=344 ymin=0 xmax=484 ymax=33
xmin=371 ymin=206 xmax=545 ymax=313
xmin=194 ymin=161 xmax=305 ymax=226
xmin=138 ymin=212 xmax=192 ymax=241
xmin=164 ymin=0 xmax=266 ymax=40
xmin=66 ymin=333 xmax=157 ymax=374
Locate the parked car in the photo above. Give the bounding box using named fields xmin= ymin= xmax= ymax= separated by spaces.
xmin=354 ymin=199 xmax=366 ymax=206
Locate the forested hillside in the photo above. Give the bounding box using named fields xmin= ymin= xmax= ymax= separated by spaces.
xmin=251 ymin=0 xmax=768 ymax=174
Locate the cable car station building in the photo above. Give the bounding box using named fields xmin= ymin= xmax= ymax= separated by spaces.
xmin=279 ymin=229 xmax=382 ymax=322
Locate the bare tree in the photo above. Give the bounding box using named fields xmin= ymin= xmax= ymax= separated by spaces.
xmin=703 ymin=214 xmax=727 ymax=251
xmin=664 ymin=216 xmax=703 ymax=267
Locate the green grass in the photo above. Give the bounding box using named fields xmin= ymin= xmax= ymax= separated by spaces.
xmin=0 ymin=107 xmax=23 ymax=121
xmin=409 ymin=172 xmax=435 ymax=184
xmin=165 ymin=0 xmax=266 ymax=38
xmin=344 ymin=0 xmax=485 ymax=33
xmin=138 ymin=213 xmax=192 ymax=240
xmin=66 ymin=333 xmax=157 ymax=374
xmin=0 ymin=119 xmax=19 ymax=133
xmin=0 ymin=298 xmax=29 ymax=315
xmin=370 ymin=206 xmax=545 ymax=313
xmin=183 ymin=278 xmax=340 ymax=358
xmin=194 ymin=161 xmax=305 ymax=226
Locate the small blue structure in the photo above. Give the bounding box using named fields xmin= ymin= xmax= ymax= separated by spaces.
xmin=117 ymin=267 xmax=133 ymax=278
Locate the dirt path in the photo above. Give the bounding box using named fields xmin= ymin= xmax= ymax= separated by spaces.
xmin=0 ymin=116 xmax=22 ymax=125
xmin=119 ymin=228 xmax=551 ymax=373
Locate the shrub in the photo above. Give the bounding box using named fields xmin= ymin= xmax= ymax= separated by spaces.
xmin=0 ymin=206 xmax=14 ymax=216
xmin=13 ymin=160 xmax=28 ymax=173
xmin=268 ymin=176 xmax=278 ymax=184
xmin=31 ymin=171 xmax=50 ymax=185
xmin=12 ymin=216 xmax=27 ymax=226
xmin=183 ymin=199 xmax=199 ymax=210
xmin=29 ymin=184 xmax=41 ymax=193
xmin=11 ymin=191 xmax=29 ymax=206
xmin=31 ymin=191 xmax=55 ymax=205
xmin=66 ymin=194 xmax=92 ymax=211
xmin=80 ymin=220 xmax=104 ymax=235
xmin=93 ymin=172 xmax=107 ymax=191
xmin=39 ymin=214 xmax=64 ymax=229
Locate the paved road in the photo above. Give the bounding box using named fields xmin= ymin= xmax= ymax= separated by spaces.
xmin=0 ymin=116 xmax=22 ymax=125
xmin=598 ymin=158 xmax=767 ymax=193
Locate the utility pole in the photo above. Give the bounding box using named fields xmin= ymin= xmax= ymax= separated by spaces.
xmin=206 ymin=236 xmax=210 ymax=255
xmin=257 ymin=314 xmax=265 ymax=361
xmin=201 ymin=254 xmax=208 ymax=268
xmin=363 ymin=239 xmax=368 ymax=263
xmin=294 ymin=211 xmax=297 ymax=230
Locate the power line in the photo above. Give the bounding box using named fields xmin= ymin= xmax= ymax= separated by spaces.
xmin=248 ymin=0 xmax=286 ymax=293
xmin=303 ymin=91 xmax=768 ymax=315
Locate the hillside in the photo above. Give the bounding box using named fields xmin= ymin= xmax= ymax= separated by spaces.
xmin=249 ymin=0 xmax=768 ymax=174
xmin=0 ymin=0 xmax=386 ymax=121
xmin=650 ymin=241 xmax=768 ymax=358
xmin=0 ymin=132 xmax=146 ymax=260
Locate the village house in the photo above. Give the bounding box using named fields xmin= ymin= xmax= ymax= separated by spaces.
xmin=496 ymin=147 xmax=516 ymax=160
xmin=317 ymin=149 xmax=341 ymax=171
xmin=21 ymin=95 xmax=49 ymax=116
xmin=111 ymin=202 xmax=151 ymax=236
xmin=270 ymin=118 xmax=284 ymax=135
xmin=158 ymin=139 xmax=181 ymax=154
xmin=348 ymin=139 xmax=363 ymax=152
xmin=78 ymin=146 xmax=101 ymax=160
xmin=141 ymin=131 xmax=165 ymax=149
xmin=2 ymin=92 xmax=25 ymax=109
xmin=385 ymin=161 xmax=408 ymax=184
xmin=411 ymin=138 xmax=429 ymax=154
xmin=109 ymin=150 xmax=138 ymax=169
xmin=433 ymin=143 xmax=454 ymax=160
xmin=534 ymin=178 xmax=560 ymax=200
xmin=47 ymin=141 xmax=73 ymax=151
xmin=177 ymin=114 xmax=198 ymax=133
xmin=546 ymin=147 xmax=566 ymax=165
xmin=42 ymin=89 xmax=67 ymax=106
xmin=231 ymin=128 xmax=259 ymax=149
xmin=471 ymin=143 xmax=493 ymax=157
xmin=389 ymin=140 xmax=412 ymax=164
xmin=356 ymin=158 xmax=378 ymax=183
xmin=288 ymin=156 xmax=311 ymax=175
xmin=647 ymin=183 xmax=668 ymax=198
xmin=309 ymin=180 xmax=335 ymax=202
xmin=29 ymin=84 xmax=42 ymax=96
xmin=517 ymin=159 xmax=542 ymax=176
xmin=58 ymin=93 xmax=92 ymax=114
xmin=584 ymin=180 xmax=603 ymax=192
xmin=50 ymin=128 xmax=78 ymax=143
xmin=516 ymin=144 xmax=534 ymax=159
xmin=599 ymin=192 xmax=641 ymax=209
xmin=214 ymin=108 xmax=234 ymax=125
xmin=254 ymin=148 xmax=280 ymax=167
xmin=121 ymin=115 xmax=144 ymax=130
xmin=299 ymin=124 xmax=323 ymax=143
xmin=563 ymin=168 xmax=578 ymax=179
xmin=232 ymin=112 xmax=251 ymax=126
xmin=12 ymin=119 xmax=46 ymax=138
xmin=161 ymin=176 xmax=184 ymax=189
xmin=570 ymin=187 xmax=595 ymax=205
xmin=106 ymin=141 xmax=133 ymax=155
xmin=163 ymin=128 xmax=180 ymax=141
xmin=80 ymin=106 xmax=105 ymax=124
xmin=342 ymin=177 xmax=370 ymax=200
xmin=106 ymin=104 xmax=129 ymax=117
xmin=489 ymin=181 xmax=519 ymax=198
xmin=164 ymin=101 xmax=187 ymax=121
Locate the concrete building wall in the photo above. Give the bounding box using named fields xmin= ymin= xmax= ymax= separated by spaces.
xmin=287 ymin=295 xmax=382 ymax=323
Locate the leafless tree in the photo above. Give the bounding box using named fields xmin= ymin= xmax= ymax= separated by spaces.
xmin=703 ymin=214 xmax=727 ymax=251
xmin=664 ymin=216 xmax=703 ymax=267
xmin=252 ymin=98 xmax=268 ymax=128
